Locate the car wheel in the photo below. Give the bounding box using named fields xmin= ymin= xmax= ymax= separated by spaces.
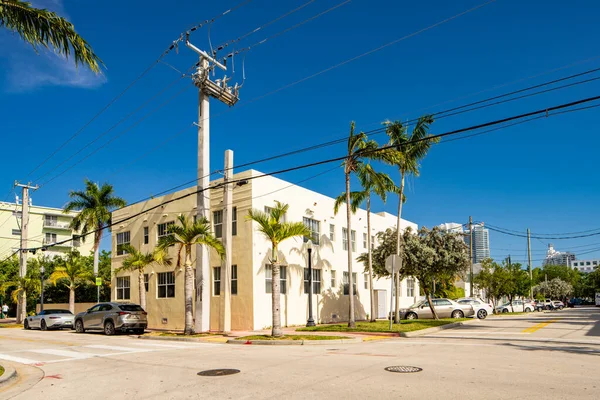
xmin=75 ymin=319 xmax=85 ymax=333
xmin=133 ymin=328 xmax=145 ymax=335
xmin=477 ymin=309 xmax=488 ymax=319
xmin=40 ymin=319 xmax=47 ymax=331
xmin=24 ymin=319 xmax=30 ymax=330
xmin=502 ymin=308 xmax=508 ymax=313
xmin=545 ymin=305 xmax=551 ymax=311
xmin=525 ymin=308 xmax=532 ymax=313
xmin=406 ymin=312 xmax=418 ymax=320
xmin=104 ymin=320 xmax=116 ymax=336
xmin=451 ymin=310 xmax=464 ymax=319
xmin=558 ymin=306 xmax=563 ymax=310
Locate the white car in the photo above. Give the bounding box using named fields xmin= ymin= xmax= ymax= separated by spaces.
xmin=496 ymin=300 xmax=534 ymax=313
xmin=24 ymin=309 xmax=74 ymax=330
xmin=457 ymin=298 xmax=494 ymax=319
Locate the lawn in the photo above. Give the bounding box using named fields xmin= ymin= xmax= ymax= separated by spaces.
xmin=297 ymin=319 xmax=467 ymax=333
xmin=0 ymin=323 xmax=22 ymax=329
xmin=238 ymin=334 xmax=351 ymax=341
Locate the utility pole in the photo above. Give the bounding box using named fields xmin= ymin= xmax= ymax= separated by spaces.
xmin=469 ymin=216 xmax=473 ymax=297
xmin=15 ymin=181 xmax=38 ymax=324
xmin=220 ymin=150 xmax=233 ymax=334
xmin=527 ymin=228 xmax=533 ymax=299
xmin=185 ymin=34 xmax=240 ymax=333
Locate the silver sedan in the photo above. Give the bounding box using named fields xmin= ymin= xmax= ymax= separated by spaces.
xmin=24 ymin=309 xmax=74 ymax=330
xmin=400 ymin=298 xmax=475 ymax=319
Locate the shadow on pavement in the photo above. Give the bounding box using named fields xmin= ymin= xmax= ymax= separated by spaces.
xmin=501 ymin=342 xmax=600 ymax=356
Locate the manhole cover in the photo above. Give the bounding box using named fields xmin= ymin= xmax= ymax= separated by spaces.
xmin=385 ymin=366 xmax=422 ymax=373
xmin=197 ymin=369 xmax=240 ymax=376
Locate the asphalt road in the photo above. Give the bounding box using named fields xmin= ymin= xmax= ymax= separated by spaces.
xmin=1 ymin=308 xmax=599 ymax=399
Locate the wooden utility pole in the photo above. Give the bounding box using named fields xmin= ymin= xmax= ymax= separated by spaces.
xmin=219 ymin=150 xmax=233 ymax=334
xmin=15 ymin=181 xmax=38 ymax=324
xmin=469 ymin=216 xmax=473 ymax=297
xmin=527 ymin=228 xmax=533 ymax=299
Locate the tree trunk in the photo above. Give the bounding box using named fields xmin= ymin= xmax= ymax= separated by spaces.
xmin=345 ymin=170 xmax=356 ymax=328
xmin=20 ymin=291 xmax=27 ymax=322
xmin=93 ymin=231 xmax=102 ymax=276
xmin=509 ymin=295 xmax=514 ymax=313
xmin=394 ymin=172 xmax=405 ymax=323
xmin=139 ymin=268 xmax=147 ymax=311
xmin=271 ymin=256 xmax=283 ymax=337
xmin=425 ymin=289 xmax=439 ymax=320
xmin=366 ymin=195 xmax=376 ymax=322
xmin=69 ymin=287 xmax=75 ymax=314
xmin=184 ymin=245 xmax=194 ymax=334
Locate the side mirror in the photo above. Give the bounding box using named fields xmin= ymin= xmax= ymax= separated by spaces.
xmin=420 ymin=305 xmax=424 ymax=309
xmin=87 ymin=309 xmax=93 ymax=313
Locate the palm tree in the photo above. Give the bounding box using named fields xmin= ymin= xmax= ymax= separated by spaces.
xmin=157 ymin=215 xmax=224 ymax=335
xmin=247 ymin=201 xmax=309 ymax=337
xmin=64 ymin=179 xmax=126 ymax=301
xmin=48 ymin=252 xmax=92 ymax=313
xmin=334 ymin=163 xmax=398 ymax=322
xmin=1 ymin=0 xmax=102 ymax=72
xmin=117 ymin=244 xmax=171 ymax=310
xmin=0 ymin=274 xmax=40 ymax=317
xmin=340 ymin=122 xmax=380 ymax=328
xmin=384 ymin=116 xmax=438 ymax=322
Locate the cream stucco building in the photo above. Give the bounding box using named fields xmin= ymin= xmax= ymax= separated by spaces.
xmin=111 ymin=170 xmax=420 ymax=331
xmin=0 ymin=200 xmax=94 ymax=259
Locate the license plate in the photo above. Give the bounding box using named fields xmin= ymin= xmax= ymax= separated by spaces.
xmin=130 ymin=315 xmax=139 ymax=320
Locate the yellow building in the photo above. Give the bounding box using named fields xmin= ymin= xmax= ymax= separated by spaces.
xmin=0 ymin=200 xmax=94 ymax=259
xmin=111 ymin=170 xmax=419 ymax=332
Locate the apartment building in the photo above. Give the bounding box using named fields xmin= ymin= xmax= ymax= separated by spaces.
xmin=111 ymin=169 xmax=420 ymax=331
xmin=0 ymin=200 xmax=94 ymax=259
xmin=571 ymin=259 xmax=599 ymax=273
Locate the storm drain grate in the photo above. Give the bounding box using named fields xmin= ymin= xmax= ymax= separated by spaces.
xmin=385 ymin=366 xmax=423 ymax=373
xmin=197 ymin=369 xmax=240 ymax=377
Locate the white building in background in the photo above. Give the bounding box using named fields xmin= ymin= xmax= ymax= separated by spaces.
xmin=571 ymin=259 xmax=599 ymax=273
xmin=111 ymin=169 xmax=420 ymax=331
xmin=438 ymin=222 xmax=464 ymax=234
xmin=543 ymin=244 xmax=576 ymax=267
xmin=0 ymin=200 xmax=93 ymax=260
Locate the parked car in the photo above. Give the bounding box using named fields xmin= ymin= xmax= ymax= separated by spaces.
xmin=495 ymin=300 xmax=535 ymax=313
xmin=552 ymin=300 xmax=564 ymax=310
xmin=400 ymin=298 xmax=474 ymax=319
xmin=74 ymin=302 xmax=147 ymax=335
xmin=534 ymin=299 xmax=554 ymax=311
xmin=24 ymin=309 xmax=74 ymax=330
xmin=457 ymin=298 xmax=494 ymax=319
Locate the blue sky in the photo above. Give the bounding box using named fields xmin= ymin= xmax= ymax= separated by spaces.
xmin=1 ymin=0 xmax=600 ymax=265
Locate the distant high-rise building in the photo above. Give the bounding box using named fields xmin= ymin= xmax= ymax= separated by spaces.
xmin=464 ymin=223 xmax=490 ymax=263
xmin=543 ymin=244 xmax=576 ymax=267
xmin=438 ymin=222 xmax=464 ymax=234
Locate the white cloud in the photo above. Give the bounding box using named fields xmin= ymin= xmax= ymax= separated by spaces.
xmin=0 ymin=0 xmax=106 ymax=92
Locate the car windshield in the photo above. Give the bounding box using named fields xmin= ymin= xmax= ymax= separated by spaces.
xmin=118 ymin=304 xmax=144 ymax=312
xmin=409 ymin=300 xmax=426 ymax=309
xmin=46 ymin=310 xmax=73 ymax=315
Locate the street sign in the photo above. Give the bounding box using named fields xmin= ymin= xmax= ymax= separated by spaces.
xmin=96 ymin=277 xmax=102 ymax=286
xmin=385 ymin=255 xmax=400 ymax=274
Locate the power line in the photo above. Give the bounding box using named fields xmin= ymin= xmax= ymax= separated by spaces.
xmin=485 ymin=224 xmax=600 ymax=240
xmin=485 ymin=222 xmax=600 ymax=237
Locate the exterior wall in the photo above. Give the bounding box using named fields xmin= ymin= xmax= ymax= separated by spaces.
xmin=0 ymin=201 xmax=93 ymax=260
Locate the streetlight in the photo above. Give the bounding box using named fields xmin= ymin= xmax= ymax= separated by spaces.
xmin=306 ymin=240 xmax=316 ymax=327
xmin=40 ymin=265 xmax=45 ymax=313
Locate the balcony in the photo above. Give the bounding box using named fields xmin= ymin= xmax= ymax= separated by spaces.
xmin=42 ymin=238 xmax=72 ymax=248
xmin=43 ymin=220 xmax=72 ymax=230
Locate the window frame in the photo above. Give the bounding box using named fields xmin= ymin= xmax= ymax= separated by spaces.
xmin=343 ymin=271 xmax=357 ymax=296
xmin=213 ymin=266 xmax=221 ymax=296
xmin=329 ymin=224 xmax=335 ymax=241
xmin=144 ymin=273 xmax=149 ymax=292
xmin=342 ymin=228 xmax=348 ymax=251
xmin=143 ymin=227 xmax=149 ymax=245
xmin=116 ymin=276 xmax=131 ymax=300
xmin=213 ymin=210 xmax=223 ymax=238
xmin=232 ymin=207 xmax=237 ymax=236
xmin=406 ymin=278 xmax=415 ymax=297
xmin=116 ymin=231 xmax=130 ymax=256
xmin=363 ymin=233 xmax=367 ymax=249
xmin=157 ymin=272 xmax=175 ymax=298
xmin=231 ymin=264 xmax=238 ymax=295
xmin=265 ymin=264 xmax=287 ymax=294
xmin=157 ymin=221 xmax=174 ymax=240
xmin=351 ymin=230 xmax=356 ymax=252
xmin=331 ymin=270 xmax=336 ymax=288
xmin=303 ymin=268 xmax=322 ymax=294
xmin=303 ymin=217 xmax=320 ymax=244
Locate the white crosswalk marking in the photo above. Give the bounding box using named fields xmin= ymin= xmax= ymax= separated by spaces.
xmin=130 ymin=342 xmax=200 ymax=348
xmin=84 ymin=344 xmax=146 ymax=352
xmin=0 ymin=353 xmax=41 ymax=364
xmin=28 ymin=349 xmax=94 ymax=359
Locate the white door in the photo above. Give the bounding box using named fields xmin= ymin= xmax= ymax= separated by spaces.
xmin=377 ymin=290 xmax=387 ymax=319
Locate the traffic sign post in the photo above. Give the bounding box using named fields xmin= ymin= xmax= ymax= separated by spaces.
xmin=96 ymin=277 xmax=102 ymax=287
xmin=386 ymin=255 xmax=400 ymax=330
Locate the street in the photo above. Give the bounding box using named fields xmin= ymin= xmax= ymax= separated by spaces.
xmin=1 ymin=308 xmax=599 ymax=400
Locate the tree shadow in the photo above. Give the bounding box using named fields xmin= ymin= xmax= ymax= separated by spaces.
xmin=318 ymin=285 xmax=367 ymax=324
xmin=501 ymin=342 xmax=600 ymax=356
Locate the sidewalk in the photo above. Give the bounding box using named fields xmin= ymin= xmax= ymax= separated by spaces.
xmin=0 ymin=318 xmax=17 ymax=325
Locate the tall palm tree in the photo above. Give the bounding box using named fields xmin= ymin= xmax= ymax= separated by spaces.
xmin=118 ymin=244 xmax=171 ymax=311
xmin=247 ymin=201 xmax=309 ymax=337
xmin=64 ymin=179 xmax=126 ymax=301
xmin=334 ymin=163 xmax=398 ymax=322
xmin=158 ymin=215 xmax=224 ymax=335
xmin=384 ymin=116 xmax=438 ymax=322
xmin=48 ymin=252 xmax=92 ymax=313
xmin=340 ymin=122 xmax=380 ymax=328
xmin=0 ymin=0 xmax=102 ymax=72
xmin=0 ymin=274 xmax=40 ymax=317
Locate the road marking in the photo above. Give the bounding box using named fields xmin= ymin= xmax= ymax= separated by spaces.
xmin=131 ymin=340 xmax=219 ymax=348
xmin=522 ymin=320 xmax=558 ymax=334
xmin=0 ymin=353 xmax=41 ymax=364
xmin=84 ymin=344 xmax=146 ymax=352
xmin=28 ymin=349 xmax=94 ymax=359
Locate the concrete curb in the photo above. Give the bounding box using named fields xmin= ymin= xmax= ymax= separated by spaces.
xmin=227 ymin=337 xmax=362 ymax=345
xmin=0 ymin=363 xmax=17 ymax=386
xmin=135 ymin=335 xmax=225 ymax=343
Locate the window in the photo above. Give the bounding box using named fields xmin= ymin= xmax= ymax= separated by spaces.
xmin=342 ymin=228 xmax=348 ymax=250
xmin=364 ymin=273 xmax=369 ymax=289
xmin=116 ymin=231 xmax=130 ymax=255
xmin=407 ymin=278 xmax=415 ymax=297
xmin=594 ymin=261 xmax=598 ymax=265
xmin=231 ymin=265 xmax=238 ymax=295
xmin=116 ymin=277 xmax=130 ymax=300
xmin=343 ymin=272 xmax=357 ymax=295
xmin=144 ymin=274 xmax=149 ymax=292
xmin=232 ymin=207 xmax=237 ymax=236
xmin=331 ymin=270 xmax=336 ymax=288
xmin=433 ymin=299 xmax=452 ymax=306
xmin=351 ymin=230 xmax=356 ymax=252
xmin=363 ymin=233 xmax=367 ymax=249
xmin=265 ymin=265 xmax=287 ymax=294
xmin=44 ymin=232 xmax=57 ymax=244
xmin=371 ymin=235 xmax=375 ymax=250
xmin=11 ymin=229 xmax=20 ymax=236
xmin=586 ymin=261 xmax=591 ymax=266
xmin=118 ymin=304 xmax=144 ymax=312
xmin=213 ymin=210 xmax=223 ymax=238
xmin=213 ymin=267 xmax=221 ymax=296
xmin=157 ymin=272 xmax=175 ymax=298
xmin=264 ymin=206 xmax=273 ymax=215
xmin=143 ymin=227 xmax=149 ymax=244
xmin=72 ymin=235 xmax=81 ymax=247
xmin=303 ymin=217 xmax=320 ymax=244
xmin=157 ymin=222 xmax=174 ymax=239
xmin=304 ymin=268 xmax=322 ymax=294
xmin=329 ymin=224 xmax=335 ymax=241
xmin=44 ymin=215 xmax=57 ymax=227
